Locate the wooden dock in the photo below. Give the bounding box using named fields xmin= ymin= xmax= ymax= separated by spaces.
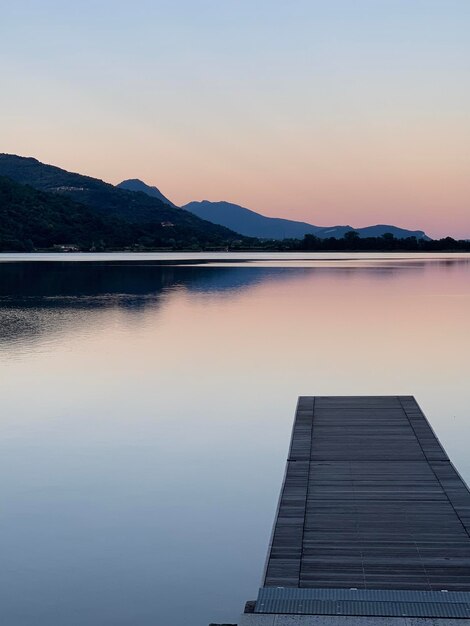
xmin=263 ymin=396 xmax=470 ymax=593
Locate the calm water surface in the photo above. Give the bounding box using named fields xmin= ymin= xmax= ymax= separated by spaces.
xmin=0 ymin=253 xmax=469 ymax=625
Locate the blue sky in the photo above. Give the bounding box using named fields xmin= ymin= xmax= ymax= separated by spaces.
xmin=2 ymin=1 xmax=469 ymax=236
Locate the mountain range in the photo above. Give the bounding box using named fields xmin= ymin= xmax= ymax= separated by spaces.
xmin=0 ymin=154 xmax=434 ymax=251
xmin=118 ymin=178 xmax=429 ymax=240
xmin=181 ymin=200 xmax=429 ymax=241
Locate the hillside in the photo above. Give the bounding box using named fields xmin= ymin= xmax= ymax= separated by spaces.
xmin=182 ymin=200 xmax=429 ymax=240
xmin=0 ymin=155 xmax=239 ymax=244
xmin=0 ymin=176 xmax=131 ymax=251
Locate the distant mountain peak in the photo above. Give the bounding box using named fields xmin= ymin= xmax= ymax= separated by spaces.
xmin=181 ymin=199 xmax=431 ymax=241
xmin=117 ymin=178 xmax=175 ymax=207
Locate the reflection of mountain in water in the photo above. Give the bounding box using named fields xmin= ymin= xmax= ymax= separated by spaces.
xmin=0 ymin=259 xmax=467 ymax=348
xmin=0 ymin=262 xmax=307 ymax=302
xmin=0 ymin=262 xmax=307 ymax=346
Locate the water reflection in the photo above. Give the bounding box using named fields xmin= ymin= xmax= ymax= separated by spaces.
xmin=0 ymin=256 xmax=470 ymax=626
xmin=0 ymin=263 xmax=308 ymax=347
xmin=0 ymin=262 xmax=305 ymax=301
xmin=2 ymin=258 xmax=469 ymax=347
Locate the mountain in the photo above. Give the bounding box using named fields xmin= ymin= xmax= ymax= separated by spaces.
xmin=0 ymin=155 xmax=242 ymax=247
xmin=117 ymin=178 xmax=175 ymax=207
xmin=182 ymin=200 xmax=322 ymax=239
xmin=181 ymin=200 xmax=430 ymax=241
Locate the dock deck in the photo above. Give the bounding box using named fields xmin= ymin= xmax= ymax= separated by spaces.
xmin=264 ymin=396 xmax=470 ymax=591
xmin=238 ymin=396 xmax=470 ymax=624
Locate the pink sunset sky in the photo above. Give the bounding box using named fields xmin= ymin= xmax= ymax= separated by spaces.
xmin=2 ymin=1 xmax=469 ymax=239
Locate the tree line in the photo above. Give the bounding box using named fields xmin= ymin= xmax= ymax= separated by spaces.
xmin=261 ymin=231 xmax=470 ymax=252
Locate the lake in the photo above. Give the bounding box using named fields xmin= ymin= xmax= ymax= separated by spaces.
xmin=0 ymin=252 xmax=469 ymax=626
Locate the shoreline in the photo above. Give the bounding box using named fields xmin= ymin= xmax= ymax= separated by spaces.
xmin=1 ymin=250 xmax=470 ymax=264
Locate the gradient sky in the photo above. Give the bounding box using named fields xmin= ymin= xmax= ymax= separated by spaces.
xmin=1 ymin=0 xmax=469 ymax=238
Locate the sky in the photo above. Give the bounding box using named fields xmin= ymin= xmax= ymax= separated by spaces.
xmin=1 ymin=0 xmax=469 ymax=238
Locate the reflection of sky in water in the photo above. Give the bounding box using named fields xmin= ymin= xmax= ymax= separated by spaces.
xmin=0 ymin=254 xmax=470 ymax=626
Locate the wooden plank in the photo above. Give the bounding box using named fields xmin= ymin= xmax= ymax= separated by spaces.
xmin=263 ymin=396 xmax=470 ymax=591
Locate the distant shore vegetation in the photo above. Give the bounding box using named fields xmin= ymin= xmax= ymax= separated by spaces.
xmin=2 ymin=231 xmax=470 ymax=255
xmin=284 ymin=231 xmax=470 ymax=253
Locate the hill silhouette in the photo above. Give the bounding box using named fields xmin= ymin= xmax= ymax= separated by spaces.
xmin=182 ymin=199 xmax=430 ymax=240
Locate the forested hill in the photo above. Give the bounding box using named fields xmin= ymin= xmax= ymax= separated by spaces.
xmin=0 ymin=154 xmax=239 ymax=242
xmin=0 ymin=176 xmax=242 ymax=251
xmin=0 ymin=176 xmax=117 ymax=251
